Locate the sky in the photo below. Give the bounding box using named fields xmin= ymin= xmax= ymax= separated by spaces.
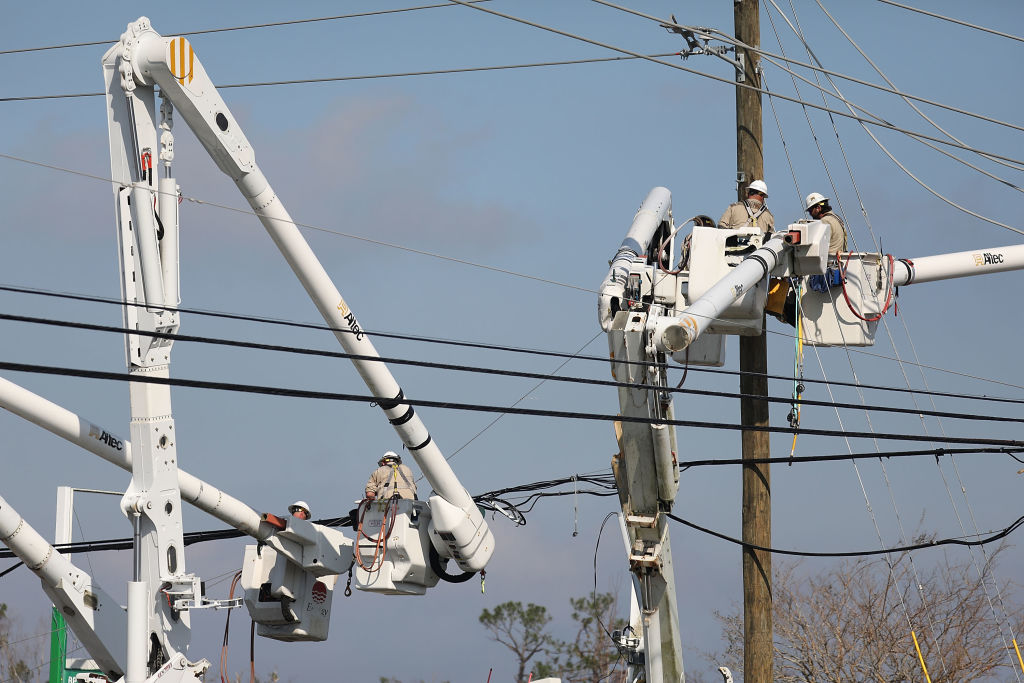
xmin=1 ymin=1 xmax=1024 ymax=681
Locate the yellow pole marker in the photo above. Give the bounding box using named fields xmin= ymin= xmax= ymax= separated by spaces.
xmin=911 ymin=630 xmax=933 ymax=683
xmin=1013 ymin=638 xmax=1024 ymax=673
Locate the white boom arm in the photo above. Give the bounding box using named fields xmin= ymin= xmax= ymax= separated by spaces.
xmin=104 ymin=18 xmax=491 ymax=572
xmin=0 ymin=376 xmax=265 ymax=538
xmin=893 ymin=244 xmax=1024 ymax=285
xmin=0 ymin=493 xmax=126 ymax=680
xmin=598 ymin=186 xmax=673 ymax=332
xmin=650 ymin=233 xmax=790 ymax=354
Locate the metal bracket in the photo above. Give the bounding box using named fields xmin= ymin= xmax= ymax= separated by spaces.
xmin=625 ymin=514 xmax=658 ymax=528
xmin=661 ymin=18 xmax=745 ymax=80
xmin=165 ymin=575 xmax=243 ymax=611
xmin=612 ymin=627 xmax=644 ymax=667
xmin=629 ymin=538 xmax=663 ymax=571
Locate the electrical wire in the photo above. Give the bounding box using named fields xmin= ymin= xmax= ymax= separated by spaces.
xmin=446 ymin=0 xmax=1024 ymax=167
xmin=0 ymin=562 xmax=23 ymax=578
xmin=804 ymin=7 xmax=1024 ymax=667
xmin=0 ymin=476 xmax=619 ymax=565
xmin=0 ymin=53 xmax=681 ymax=103
xmin=766 ymin=1 xmax=1024 ymax=237
xmin=3 ymin=358 xmax=1022 ymax=447
xmin=5 ymin=310 xmax=1023 ymax=427
xmin=0 ymin=2 xmax=493 ymax=56
xmin=4 ymin=0 xmax=1019 ymax=148
xmin=0 ymin=646 xmax=83 ymax=683
xmin=602 ymin=0 xmax=1024 ymax=233
xmin=666 ymin=510 xmax=1024 ymax=558
xmin=4 ymin=282 xmax=1024 ymax=403
xmin=588 ymin=0 xmax=1024 ymax=141
xmin=441 ymin=331 xmax=604 ymax=468
xmin=875 ymin=0 xmax=1024 ymax=44
xmin=814 ymin=0 xmax=1024 ymax=175
xmin=679 ymin=445 xmax=1024 ymax=469
xmin=3 ymin=468 xmax=1017 ymax=569
xmin=2 ymin=142 xmax=1024 ymax=390
xmin=778 ymin=5 xmax=970 ymax=672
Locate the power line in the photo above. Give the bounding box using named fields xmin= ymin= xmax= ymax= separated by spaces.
xmin=875 ymin=0 xmax=1024 ymax=44
xmin=3 ymin=282 xmax=1023 ymax=406
xmin=0 ymin=151 xmax=591 ymax=297
xmin=6 ymin=3 xmax=1020 ymax=168
xmin=2 ymin=358 xmax=1022 ymax=447
xmin=597 ymin=0 xmax=1024 ymax=238
xmin=0 ymin=53 xmax=680 ymax=103
xmin=2 ymin=145 xmax=1023 ymax=392
xmin=667 ymin=510 xmax=1024 ymax=558
xmin=1 ymin=150 xmax=1022 ymax=391
xmin=0 ymin=474 xmax=618 ymax=565
xmin=448 ymin=0 xmax=1024 ymax=167
xmin=4 ymin=469 xmax=1016 ymax=566
xmin=593 ymin=0 xmax=1024 ymax=138
xmin=5 ymin=310 xmax=1024 ymax=427
xmin=679 ymin=446 xmax=1024 ymax=469
xmin=0 ymin=2 xmax=491 ymax=56
xmin=764 ymin=0 xmax=1024 ymax=238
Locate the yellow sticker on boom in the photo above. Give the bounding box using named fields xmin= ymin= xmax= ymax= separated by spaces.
xmin=169 ymin=37 xmax=194 ymax=85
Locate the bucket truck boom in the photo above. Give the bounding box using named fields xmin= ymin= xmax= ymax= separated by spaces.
xmin=0 ymin=14 xmax=498 ymax=678
xmin=102 ymin=17 xmax=492 ymax=580
xmin=599 ymin=186 xmax=1024 ymax=683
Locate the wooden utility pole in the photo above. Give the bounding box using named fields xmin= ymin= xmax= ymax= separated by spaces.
xmin=734 ymin=2 xmax=773 ymax=682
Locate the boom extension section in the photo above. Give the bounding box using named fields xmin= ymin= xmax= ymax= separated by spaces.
xmin=103 ymin=18 xmax=493 ymax=582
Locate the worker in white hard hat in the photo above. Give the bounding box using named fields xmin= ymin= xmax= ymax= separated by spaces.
xmin=804 ymin=192 xmax=847 ymax=257
xmin=365 ymin=450 xmax=418 ymax=501
xmin=718 ymin=179 xmax=775 ymax=233
xmin=288 ymin=500 xmax=311 ymax=520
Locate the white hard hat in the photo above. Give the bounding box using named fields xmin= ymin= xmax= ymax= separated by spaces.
xmin=379 ymin=450 xmax=401 ymax=465
xmin=746 ymin=179 xmax=769 ymax=197
xmin=804 ymin=192 xmax=828 ymax=212
xmin=288 ymin=500 xmax=311 ymax=516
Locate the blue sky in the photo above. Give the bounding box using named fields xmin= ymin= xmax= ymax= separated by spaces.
xmin=2 ymin=2 xmax=1023 ymax=681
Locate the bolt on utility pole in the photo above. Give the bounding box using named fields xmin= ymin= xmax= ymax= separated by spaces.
xmin=734 ymin=2 xmax=773 ymax=683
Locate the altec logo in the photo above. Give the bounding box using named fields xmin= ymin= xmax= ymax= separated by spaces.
xmin=88 ymin=424 xmax=123 ymax=451
xmin=974 ymin=252 xmax=1004 ymax=266
xmin=169 ymin=37 xmax=194 ymax=85
xmin=311 ymin=581 xmax=328 ymax=604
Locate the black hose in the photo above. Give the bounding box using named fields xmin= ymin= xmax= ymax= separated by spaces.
xmin=428 ymin=542 xmax=476 ymax=583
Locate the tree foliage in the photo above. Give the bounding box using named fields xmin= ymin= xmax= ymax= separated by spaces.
xmin=0 ymin=603 xmax=42 ymax=683
xmin=712 ymin=545 xmax=1024 ymax=682
xmin=480 ymin=592 xmax=630 ymax=683
xmin=479 ymin=601 xmax=558 ymax=682
xmin=549 ymin=592 xmax=628 ymax=683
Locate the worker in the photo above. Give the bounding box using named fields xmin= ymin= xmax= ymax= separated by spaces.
xmin=365 ymin=451 xmax=417 ymax=501
xmin=288 ymin=500 xmax=311 ymax=520
xmin=804 ymin=192 xmax=847 ymax=257
xmin=718 ymin=179 xmax=775 ymax=233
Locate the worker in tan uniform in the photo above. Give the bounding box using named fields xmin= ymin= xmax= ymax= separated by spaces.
xmin=804 ymin=192 xmax=847 ymax=257
xmin=365 ymin=451 xmax=418 ymax=500
xmin=718 ymin=179 xmax=775 ymax=233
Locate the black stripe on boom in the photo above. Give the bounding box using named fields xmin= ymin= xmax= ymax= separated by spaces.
xmin=389 ymin=407 xmax=415 ymax=426
xmin=409 ymin=435 xmax=432 ymax=451
xmin=378 ymin=388 xmax=405 ymax=411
